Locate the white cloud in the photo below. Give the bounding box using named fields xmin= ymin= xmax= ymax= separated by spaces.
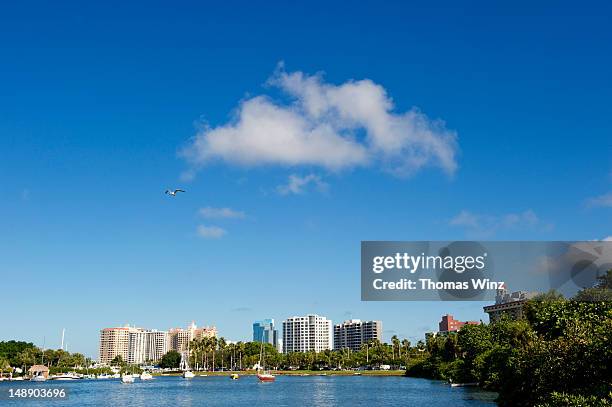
xmin=196 ymin=225 xmax=227 ymax=239
xmin=181 ymin=64 xmax=458 ymax=178
xmin=277 ymin=174 xmax=328 ymax=195
xmin=199 ymin=207 xmax=246 ymax=219
xmin=586 ymin=192 xmax=612 ymax=208
xmin=450 ymin=209 xmax=551 ymax=237
xmin=603 ymin=236 xmax=612 ymax=241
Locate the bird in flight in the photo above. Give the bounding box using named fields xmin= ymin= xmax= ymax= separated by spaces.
xmin=165 ymin=189 xmax=186 ymax=196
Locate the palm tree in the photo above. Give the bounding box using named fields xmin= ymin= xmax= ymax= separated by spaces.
xmin=210 ymin=337 xmax=218 ymax=371
xmin=218 ymin=337 xmax=227 ymax=370
xmin=0 ymin=358 xmax=11 ymax=378
xmin=391 ymin=335 xmax=399 ymax=360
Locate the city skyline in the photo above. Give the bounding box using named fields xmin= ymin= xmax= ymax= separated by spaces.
xmin=2 ymin=1 xmax=611 ymax=359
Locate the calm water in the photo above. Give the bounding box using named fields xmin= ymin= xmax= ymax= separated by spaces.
xmin=1 ymin=376 xmax=498 ymax=406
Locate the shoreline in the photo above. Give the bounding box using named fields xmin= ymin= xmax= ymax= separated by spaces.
xmin=155 ymin=370 xmax=406 ymax=377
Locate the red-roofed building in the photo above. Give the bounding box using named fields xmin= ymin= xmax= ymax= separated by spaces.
xmin=438 ymin=314 xmax=479 ymax=333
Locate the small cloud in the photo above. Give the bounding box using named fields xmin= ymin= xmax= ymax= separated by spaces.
xmin=450 ymin=209 xmax=552 ymax=237
xmin=586 ymin=192 xmax=612 ymax=208
xmin=199 ymin=207 xmax=246 ymax=219
xmin=231 ymin=306 xmax=252 ymax=312
xmin=277 ymin=174 xmax=328 ymax=195
xmin=180 ymin=169 xmax=196 ymax=183
xmin=197 ymin=225 xmax=227 ymax=239
xmin=449 ymin=210 xmax=479 ymax=229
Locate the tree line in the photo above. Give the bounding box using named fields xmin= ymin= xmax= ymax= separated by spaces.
xmin=405 ymin=270 xmax=612 ymax=406
xmin=0 ymin=340 xmax=107 ymax=375
xmin=156 ymin=335 xmax=422 ymax=371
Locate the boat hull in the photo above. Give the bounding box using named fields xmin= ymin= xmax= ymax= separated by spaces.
xmin=257 ymin=374 xmax=275 ymax=382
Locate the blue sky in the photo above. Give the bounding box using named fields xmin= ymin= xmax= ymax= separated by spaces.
xmin=1 ymin=1 xmax=611 ymax=358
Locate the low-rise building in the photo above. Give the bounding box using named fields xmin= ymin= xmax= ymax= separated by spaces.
xmin=438 ymin=314 xmax=479 ymax=333
xmin=483 ymin=289 xmax=538 ymax=323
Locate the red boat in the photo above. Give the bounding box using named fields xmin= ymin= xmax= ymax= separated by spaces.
xmin=256 ymin=337 xmax=275 ymax=382
xmin=257 ymin=371 xmax=276 ymax=382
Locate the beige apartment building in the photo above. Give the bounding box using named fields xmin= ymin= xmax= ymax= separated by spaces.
xmin=98 ymin=326 xmax=135 ymax=365
xmin=168 ymin=321 xmax=217 ymax=352
xmin=100 ymin=322 xmax=217 ymax=365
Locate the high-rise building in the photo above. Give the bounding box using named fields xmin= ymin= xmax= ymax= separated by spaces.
xmin=282 ymin=314 xmax=332 ymax=354
xmin=168 ymin=322 xmax=217 ymax=353
xmin=438 ymin=315 xmax=479 ymax=333
xmin=333 ymin=319 xmax=382 ymax=351
xmin=128 ymin=330 xmax=148 ymax=364
xmin=100 ymin=322 xmax=215 ymax=365
xmin=146 ymin=330 xmax=169 ymax=362
xmin=252 ymin=319 xmax=278 ymax=349
xmin=99 ymin=326 xmax=137 ymax=365
xmin=100 ymin=326 xmax=170 ymax=365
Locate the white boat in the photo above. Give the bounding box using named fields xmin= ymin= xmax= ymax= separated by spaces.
xmin=140 ymin=371 xmax=153 ymax=380
xmin=450 ymin=382 xmax=478 ymax=387
xmin=180 ymin=347 xmax=195 ymax=379
xmin=132 ymin=373 xmax=140 ymax=379
xmin=112 ymin=373 xmax=121 ymax=379
xmin=97 ymin=374 xmax=112 ymax=379
xmin=121 ymin=374 xmax=135 ymax=383
xmin=31 ymin=374 xmax=47 ymax=382
xmin=51 ymin=373 xmax=81 ymax=380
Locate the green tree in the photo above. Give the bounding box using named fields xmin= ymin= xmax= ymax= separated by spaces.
xmin=110 ymin=355 xmax=126 ymax=367
xmin=159 ymin=350 xmax=181 ymax=369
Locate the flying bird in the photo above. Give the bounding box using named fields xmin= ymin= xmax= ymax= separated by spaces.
xmin=165 ymin=189 xmax=186 ymax=196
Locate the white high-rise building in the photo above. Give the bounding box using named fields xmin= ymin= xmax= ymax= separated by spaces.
xmin=128 ymin=330 xmax=148 ymax=364
xmin=282 ymin=314 xmax=332 ymax=354
xmin=146 ymin=330 xmax=169 ymax=362
xmin=333 ymin=320 xmax=382 ymax=351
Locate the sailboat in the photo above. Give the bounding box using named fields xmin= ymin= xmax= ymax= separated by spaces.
xmin=121 ymin=372 xmax=135 ymax=383
xmin=180 ymin=350 xmax=195 ymax=379
xmin=31 ymin=342 xmax=47 ymax=382
xmin=256 ymin=338 xmax=275 ymax=382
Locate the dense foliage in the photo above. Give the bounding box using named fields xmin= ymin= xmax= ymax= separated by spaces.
xmin=406 ymin=279 xmax=612 ymax=406
xmin=184 ymin=335 xmax=419 ymax=371
xmin=0 ymin=341 xmax=107 ymax=375
xmin=159 ymin=350 xmax=181 ymax=369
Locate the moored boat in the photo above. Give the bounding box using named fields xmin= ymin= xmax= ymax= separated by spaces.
xmin=121 ymin=374 xmax=135 ymax=383
xmin=140 ymin=371 xmax=153 ymax=380
xmin=256 ymin=334 xmax=275 ymax=382
xmin=51 ymin=372 xmax=81 ymax=380
xmin=257 ymin=371 xmax=275 ymax=382
xmin=31 ymin=374 xmax=47 ymax=382
xmin=450 ymin=382 xmax=478 ymax=387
